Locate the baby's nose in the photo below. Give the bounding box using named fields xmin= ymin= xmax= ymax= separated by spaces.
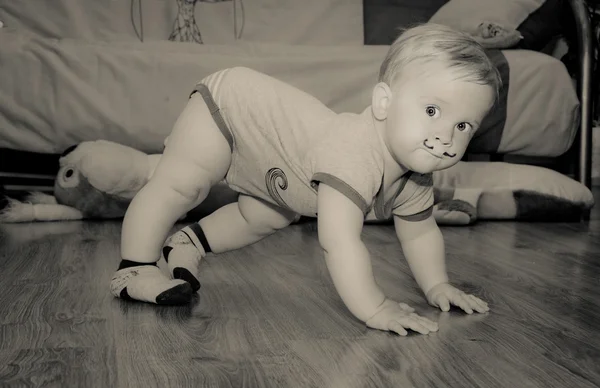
xmin=435 ymin=135 xmax=453 ymax=146
xmin=434 ymin=125 xmax=455 ymax=145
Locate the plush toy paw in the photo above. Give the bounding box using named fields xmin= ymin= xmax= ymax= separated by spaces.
xmin=0 ymin=194 xmax=83 ymax=223
xmin=161 ymin=226 xmax=205 ymax=292
xmin=110 ymin=263 xmax=193 ymax=305
xmin=475 ymin=21 xmax=523 ymax=49
xmin=433 ymin=199 xmax=477 ymax=225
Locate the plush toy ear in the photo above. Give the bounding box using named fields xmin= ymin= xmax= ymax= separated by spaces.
xmin=61 ymin=144 xmax=79 ymax=157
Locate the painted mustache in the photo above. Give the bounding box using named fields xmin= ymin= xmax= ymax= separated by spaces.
xmin=423 ymin=140 xmax=457 ymax=158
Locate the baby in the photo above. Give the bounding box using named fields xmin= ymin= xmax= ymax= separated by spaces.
xmin=110 ymin=23 xmax=501 ymax=336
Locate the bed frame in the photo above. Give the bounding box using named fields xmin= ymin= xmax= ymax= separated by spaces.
xmin=0 ymin=0 xmax=597 ymax=220
xmin=569 ymin=0 xmax=595 ymax=192
xmin=482 ymin=0 xmax=596 ymax=221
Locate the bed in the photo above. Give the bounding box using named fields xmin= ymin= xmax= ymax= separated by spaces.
xmin=364 ymin=0 xmax=595 ymax=190
xmin=0 ymin=0 xmax=595 ymax=222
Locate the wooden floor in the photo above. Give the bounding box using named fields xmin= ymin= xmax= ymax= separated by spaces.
xmin=1 ymin=192 xmax=599 ymax=387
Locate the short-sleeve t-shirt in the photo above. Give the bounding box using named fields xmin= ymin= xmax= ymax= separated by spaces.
xmin=197 ymin=67 xmax=433 ymax=221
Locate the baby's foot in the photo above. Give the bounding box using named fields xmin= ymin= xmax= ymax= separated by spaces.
xmin=110 ymin=261 xmax=192 ymax=305
xmin=161 ymin=225 xmax=206 ymax=292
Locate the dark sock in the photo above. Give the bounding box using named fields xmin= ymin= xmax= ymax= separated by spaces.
xmin=118 ymin=259 xmax=157 ymax=270
xmin=161 ymin=224 xmax=207 ymax=293
xmin=184 ymin=223 xmax=212 ymax=253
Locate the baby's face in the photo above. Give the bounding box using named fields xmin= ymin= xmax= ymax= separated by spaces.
xmin=381 ymin=61 xmax=496 ymax=174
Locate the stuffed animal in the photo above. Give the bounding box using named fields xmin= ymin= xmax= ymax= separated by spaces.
xmin=0 ymin=140 xmax=238 ymax=223
xmin=433 ymin=161 xmax=595 ymax=223
xmin=0 ymin=140 xmax=594 ymax=224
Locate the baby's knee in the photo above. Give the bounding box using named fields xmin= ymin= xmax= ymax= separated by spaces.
xmin=148 ymin=164 xmax=213 ymax=206
xmin=172 ymin=182 xmax=211 ymax=206
xmin=238 ymin=196 xmax=296 ymax=235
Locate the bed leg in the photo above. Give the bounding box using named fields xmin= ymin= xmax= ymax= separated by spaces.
xmin=567 ymin=0 xmax=594 ymax=195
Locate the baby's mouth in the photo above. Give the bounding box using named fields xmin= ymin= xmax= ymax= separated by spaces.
xmin=422 ymin=140 xmax=456 ymax=158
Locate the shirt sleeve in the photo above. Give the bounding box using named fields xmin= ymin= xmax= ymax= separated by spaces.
xmin=392 ymin=172 xmax=434 ymax=221
xmin=309 ymin=126 xmax=384 ymax=216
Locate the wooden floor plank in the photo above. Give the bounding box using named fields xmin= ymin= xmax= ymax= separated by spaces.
xmin=0 ymin=210 xmax=599 ymax=387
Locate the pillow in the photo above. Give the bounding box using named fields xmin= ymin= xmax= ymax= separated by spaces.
xmin=363 ymin=0 xmax=450 ymax=45
xmin=0 ymin=0 xmax=177 ymax=42
xmin=469 ymin=49 xmax=579 ymax=157
xmin=429 ymin=0 xmax=547 ymax=49
xmin=514 ymin=0 xmax=564 ymax=52
xmin=197 ymin=0 xmax=364 ymax=45
xmin=0 ymin=0 xmax=363 ymax=45
xmin=364 ymin=0 xmax=567 ymax=53
xmin=432 ymin=161 xmax=595 ymax=225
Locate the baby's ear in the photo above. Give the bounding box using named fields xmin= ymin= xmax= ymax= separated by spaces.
xmin=371 ymin=82 xmax=392 ymax=121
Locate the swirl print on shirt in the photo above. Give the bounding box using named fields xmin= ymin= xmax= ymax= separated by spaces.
xmin=265 ymin=168 xmax=290 ymax=209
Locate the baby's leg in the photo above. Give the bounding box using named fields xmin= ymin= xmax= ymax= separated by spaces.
xmin=162 ymin=194 xmax=297 ymax=289
xmin=110 ymin=93 xmax=232 ymax=305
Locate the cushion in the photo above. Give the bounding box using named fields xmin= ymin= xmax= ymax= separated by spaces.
xmin=0 ymin=0 xmax=363 ymax=45
xmin=0 ymin=0 xmax=178 ymax=42
xmin=432 ymin=161 xmax=595 ymax=224
xmin=203 ymin=0 xmax=364 ymax=45
xmin=514 ymin=0 xmax=565 ymax=52
xmin=363 ymin=0 xmax=450 ymax=45
xmin=363 ymin=0 xmax=564 ymax=51
xmin=429 ymin=0 xmax=547 ymax=49
xmin=470 ymin=49 xmax=579 ymax=157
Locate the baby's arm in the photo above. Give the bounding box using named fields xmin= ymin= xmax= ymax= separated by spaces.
xmin=394 ymin=215 xmax=489 ymax=314
xmin=317 ymin=183 xmax=438 ymax=336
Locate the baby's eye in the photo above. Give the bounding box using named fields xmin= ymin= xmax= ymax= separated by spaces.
xmin=425 ymin=106 xmax=440 ymax=118
xmin=456 ymin=122 xmax=473 ymax=132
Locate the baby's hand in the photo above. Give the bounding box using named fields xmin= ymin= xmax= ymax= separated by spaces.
xmin=366 ymin=298 xmax=439 ymax=336
xmin=426 ymin=283 xmax=489 ymax=314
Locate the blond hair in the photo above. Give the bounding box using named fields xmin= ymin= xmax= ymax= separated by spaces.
xmin=379 ymin=23 xmax=502 ymax=102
